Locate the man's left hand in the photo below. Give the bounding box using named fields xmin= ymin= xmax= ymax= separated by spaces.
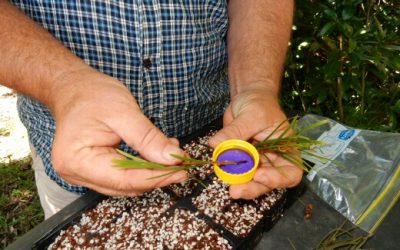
xmin=209 ymin=83 xmax=303 ymax=199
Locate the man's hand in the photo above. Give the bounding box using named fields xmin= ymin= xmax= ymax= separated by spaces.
xmin=0 ymin=2 xmax=187 ymax=196
xmin=209 ymin=84 xmax=302 ymax=199
xmin=213 ymin=0 xmax=297 ymax=199
xmin=50 ymin=70 xmax=187 ymax=196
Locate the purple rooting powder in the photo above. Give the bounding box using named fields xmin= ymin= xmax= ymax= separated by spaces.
xmin=217 ymin=149 xmax=254 ymax=174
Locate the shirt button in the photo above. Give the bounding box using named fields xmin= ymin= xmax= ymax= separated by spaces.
xmin=143 ymin=58 xmax=152 ymax=69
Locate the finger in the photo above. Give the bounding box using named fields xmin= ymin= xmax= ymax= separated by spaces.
xmin=107 ymin=109 xmax=185 ymax=165
xmin=209 ymin=109 xmax=288 ymax=148
xmin=209 ymin=119 xmax=284 ymax=148
xmin=230 ymin=160 xmax=303 ymax=199
xmin=251 ymin=118 xmax=292 ymax=142
xmin=64 ymin=165 xmax=188 ymax=195
xmin=253 ymin=162 xmax=303 ymax=189
xmin=58 ymin=147 xmax=188 ymax=195
xmin=66 ymin=180 xmax=144 ymax=197
xmin=229 ymin=181 xmax=272 ymax=200
xmin=209 ymin=112 xmax=267 ymax=147
xmin=168 ymin=137 xmax=180 ymax=146
xmin=64 ymin=169 xmax=187 ymax=197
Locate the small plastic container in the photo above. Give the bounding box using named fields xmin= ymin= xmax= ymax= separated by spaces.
xmin=212 ymin=139 xmax=260 ymax=185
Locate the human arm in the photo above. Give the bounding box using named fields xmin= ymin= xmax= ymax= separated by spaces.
xmin=209 ymin=0 xmax=302 ymax=199
xmin=0 ymin=1 xmax=186 ymax=195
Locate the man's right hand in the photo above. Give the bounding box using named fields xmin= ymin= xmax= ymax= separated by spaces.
xmin=49 ymin=69 xmax=187 ymax=196
xmin=0 ymin=2 xmax=187 ymax=196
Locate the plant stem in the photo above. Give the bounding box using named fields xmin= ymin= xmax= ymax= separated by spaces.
xmin=337 ymin=34 xmax=344 ymax=121
xmin=360 ymin=65 xmax=367 ymax=115
xmin=289 ymin=49 xmax=306 ymax=112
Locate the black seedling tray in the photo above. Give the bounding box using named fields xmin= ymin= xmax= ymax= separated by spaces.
xmin=161 ymin=173 xmax=296 ymax=250
xmin=7 ymin=118 xmax=304 ymax=250
xmin=28 ymin=179 xmax=301 ymax=250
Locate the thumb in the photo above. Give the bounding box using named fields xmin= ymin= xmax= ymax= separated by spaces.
xmin=209 ymin=113 xmax=261 ymax=148
xmin=110 ymin=112 xmax=185 ymax=165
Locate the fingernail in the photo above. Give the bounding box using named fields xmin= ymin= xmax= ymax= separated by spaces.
xmin=209 ymin=134 xmax=226 ymax=148
xmin=163 ymin=145 xmax=184 ymax=162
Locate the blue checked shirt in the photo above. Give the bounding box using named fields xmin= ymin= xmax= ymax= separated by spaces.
xmin=12 ymin=1 xmax=230 ymax=194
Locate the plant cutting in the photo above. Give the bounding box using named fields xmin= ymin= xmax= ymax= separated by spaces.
xmin=112 ymin=117 xmax=328 ymax=184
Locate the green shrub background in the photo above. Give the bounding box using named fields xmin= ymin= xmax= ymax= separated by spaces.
xmin=282 ymin=0 xmax=400 ymax=132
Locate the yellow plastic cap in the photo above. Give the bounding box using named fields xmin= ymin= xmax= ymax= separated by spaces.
xmin=212 ymin=139 xmax=260 ymax=185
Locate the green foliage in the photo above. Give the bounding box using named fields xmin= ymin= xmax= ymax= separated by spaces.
xmin=282 ymin=0 xmax=400 ymax=132
xmin=0 ymin=157 xmax=44 ymax=249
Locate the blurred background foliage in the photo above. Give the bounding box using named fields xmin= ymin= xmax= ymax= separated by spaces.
xmin=282 ymin=0 xmax=400 ymax=132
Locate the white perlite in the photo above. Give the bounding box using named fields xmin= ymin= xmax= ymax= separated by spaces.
xmin=48 ymin=132 xmax=286 ymax=249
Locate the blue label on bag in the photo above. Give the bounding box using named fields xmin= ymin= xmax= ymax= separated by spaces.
xmin=305 ymin=124 xmax=360 ymax=181
xmin=338 ymin=129 xmax=355 ymax=140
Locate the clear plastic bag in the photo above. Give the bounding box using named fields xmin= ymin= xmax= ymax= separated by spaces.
xmin=299 ymin=114 xmax=400 ymax=233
